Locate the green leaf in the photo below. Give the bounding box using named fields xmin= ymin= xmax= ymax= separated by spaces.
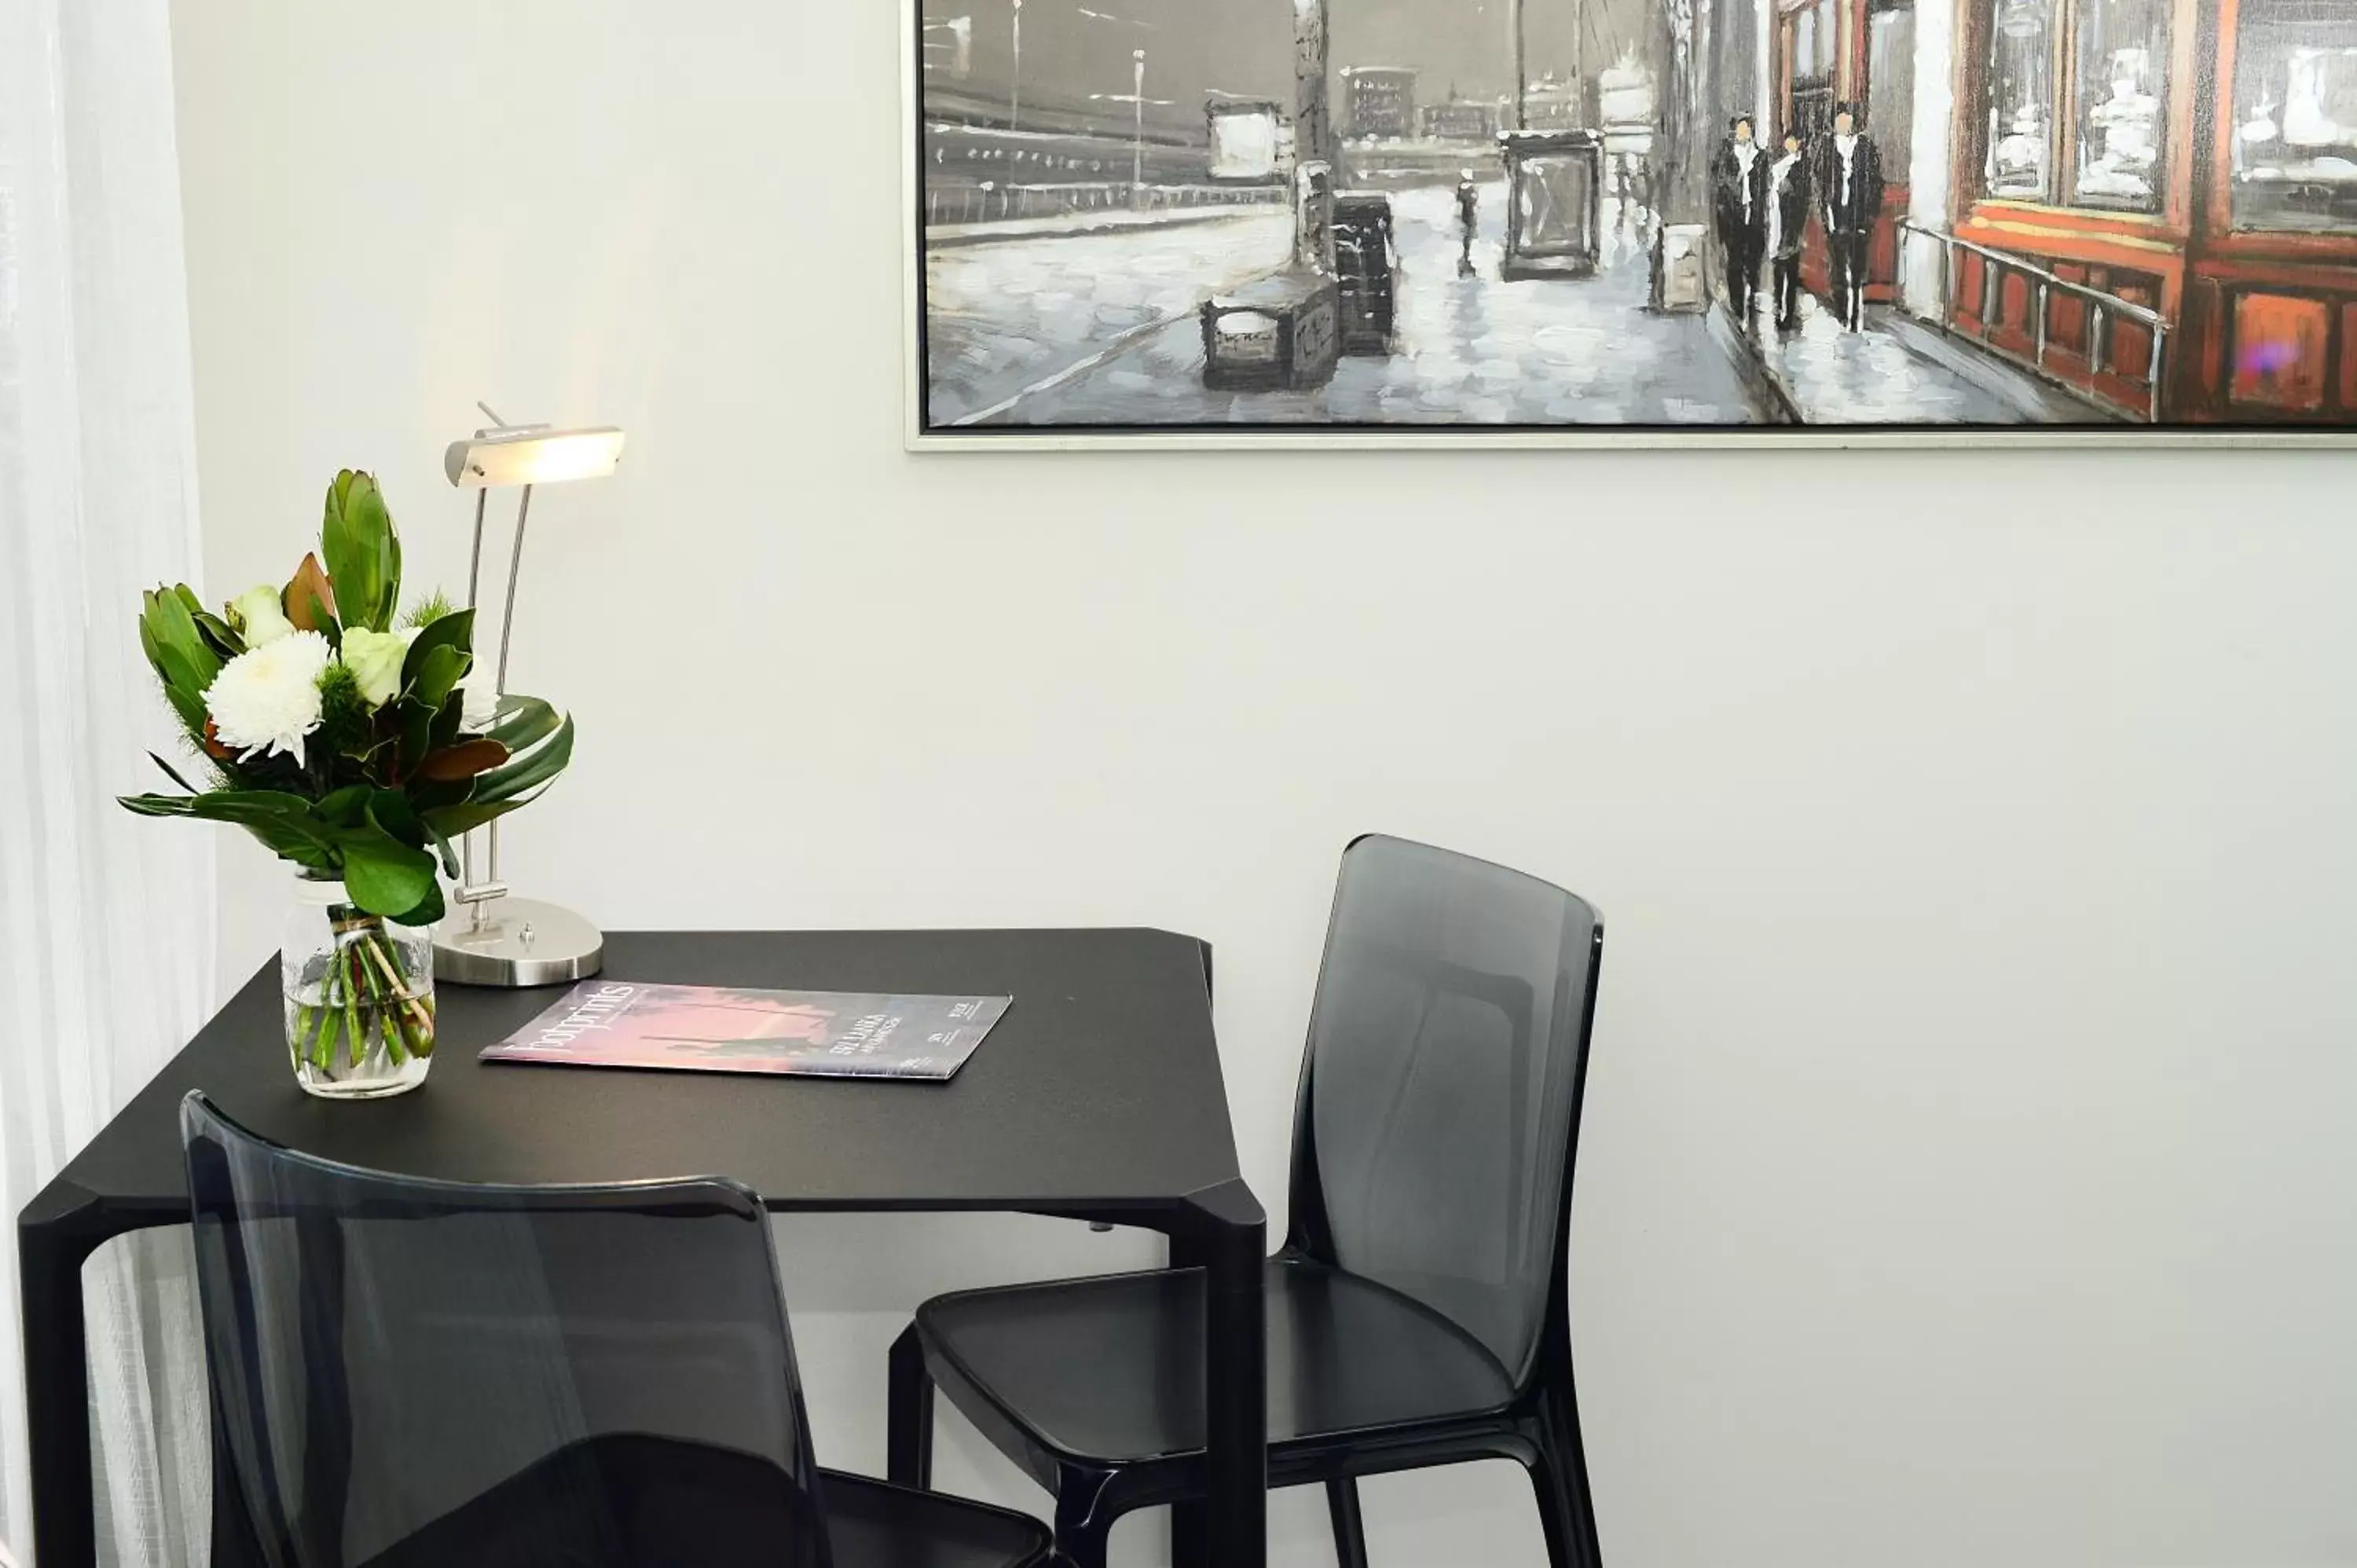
xmin=484 ymin=694 xmax=560 ymax=751
xmin=310 ymin=595 xmax=342 ymax=653
xmin=420 ymin=797 xmax=530 ymax=837
xmin=395 ymin=695 xmax=435 ymax=773
xmin=391 ymin=881 xmax=445 ymax=929
xmin=148 ymin=753 xmax=200 ymax=793
xmin=119 ymin=793 xmax=198 ymax=817
xmin=321 ymin=470 xmax=400 ymax=633
xmin=122 ymin=788 xmax=339 ymax=873
xmin=313 ymin=785 xmax=372 ymax=828
xmin=336 ymin=826 xmax=438 ymax=919
xmin=141 ymin=587 xmax=221 ymax=704
xmin=367 ymin=788 xmax=428 ymax=850
xmin=191 ymin=610 xmax=246 ymax=662
xmin=467 ymin=711 xmax=573 ymax=805
xmin=427 ymin=688 xmax=465 ymax=753
xmin=424 ymin=818 xmax=461 ymax=878
xmin=401 ymin=608 xmax=474 ymax=694
xmin=185 ymin=791 xmax=339 ymax=848
xmin=160 ymin=684 xmax=211 ymax=736
xmin=409 ymin=643 xmax=468 ymax=713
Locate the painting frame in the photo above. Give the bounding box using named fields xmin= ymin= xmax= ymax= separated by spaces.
xmin=899 ymin=0 xmax=2357 ymax=451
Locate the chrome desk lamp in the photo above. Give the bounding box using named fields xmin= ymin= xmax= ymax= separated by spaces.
xmin=431 ymin=403 xmax=625 ymax=987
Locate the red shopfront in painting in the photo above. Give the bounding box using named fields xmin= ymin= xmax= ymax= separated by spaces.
xmin=1941 ymin=0 xmax=2357 ymax=421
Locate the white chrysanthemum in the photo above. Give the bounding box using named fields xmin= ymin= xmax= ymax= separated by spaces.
xmin=204 ymin=630 xmax=332 ymax=764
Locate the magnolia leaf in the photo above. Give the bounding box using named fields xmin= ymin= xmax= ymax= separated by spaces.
xmin=401 ymin=609 xmax=474 ymax=694
xmin=283 ymin=554 xmax=338 ymax=632
xmin=416 ymin=738 xmax=508 ymax=783
xmin=409 ymin=643 xmax=468 ymax=713
xmin=427 ymin=688 xmax=465 ymax=755
xmin=336 ymin=826 xmax=438 ymax=919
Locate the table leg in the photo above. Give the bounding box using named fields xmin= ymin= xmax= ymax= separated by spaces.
xmin=19 ymin=1220 xmax=101 ymax=1568
xmin=1165 ymin=1235 xmax=1211 ymax=1566
xmin=1182 ymin=1180 xmax=1266 ymax=1568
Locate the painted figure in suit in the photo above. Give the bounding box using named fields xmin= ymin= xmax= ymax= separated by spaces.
xmin=1816 ymin=102 xmax=1884 ymax=329
xmin=1765 ymin=127 xmax=1811 ymax=331
xmin=1710 ymin=115 xmax=1769 ymax=325
xmin=1457 ymin=171 xmax=1479 ymax=275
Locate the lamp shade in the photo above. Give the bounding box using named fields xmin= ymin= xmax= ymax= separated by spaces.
xmin=444 ymin=426 xmax=625 ymax=489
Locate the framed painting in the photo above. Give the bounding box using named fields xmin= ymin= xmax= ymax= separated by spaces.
xmin=903 ymin=0 xmax=2357 ymax=446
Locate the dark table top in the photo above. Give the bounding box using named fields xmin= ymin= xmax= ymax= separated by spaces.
xmin=25 ymin=928 xmax=1240 ymax=1236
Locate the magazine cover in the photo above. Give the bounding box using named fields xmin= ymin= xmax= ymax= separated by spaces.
xmin=479 ymin=981 xmax=1013 ymax=1080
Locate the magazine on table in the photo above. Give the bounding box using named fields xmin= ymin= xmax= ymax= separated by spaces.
xmin=479 ymin=980 xmax=1012 ymax=1080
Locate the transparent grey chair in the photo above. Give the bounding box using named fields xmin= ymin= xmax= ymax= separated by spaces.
xmin=888 ymin=834 xmax=1606 ymax=1568
xmin=182 ymin=1092 xmax=1053 ymax=1568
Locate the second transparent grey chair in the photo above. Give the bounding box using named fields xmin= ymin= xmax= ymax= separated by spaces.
xmin=886 ymin=834 xmax=1607 ymax=1568
xmin=181 ymin=1092 xmax=1054 ymax=1568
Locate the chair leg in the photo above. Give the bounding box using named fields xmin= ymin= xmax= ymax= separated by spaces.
xmin=1171 ymin=1500 xmax=1207 ymax=1568
xmin=1324 ymin=1476 xmax=1370 ymax=1568
xmin=886 ymin=1323 xmax=933 ymax=1489
xmin=1053 ymin=1472 xmax=1119 ymax=1568
xmin=1523 ymin=1385 xmax=1604 ymax=1568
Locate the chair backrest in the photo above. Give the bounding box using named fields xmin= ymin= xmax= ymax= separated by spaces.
xmin=181 ymin=1092 xmax=828 ymax=1568
xmin=1285 ymin=835 xmax=1603 ymax=1391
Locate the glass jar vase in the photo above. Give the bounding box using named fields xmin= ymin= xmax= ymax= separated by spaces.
xmin=280 ymin=876 xmax=436 ymax=1098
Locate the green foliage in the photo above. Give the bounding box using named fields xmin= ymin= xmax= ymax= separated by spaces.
xmin=321 ymin=471 xmax=400 ymax=634
xmin=313 ymin=661 xmax=376 ymax=767
xmin=138 ymin=587 xmax=222 ymax=738
xmin=404 ymin=589 xmax=456 ymax=630
xmin=120 ymin=469 xmax=575 ymax=921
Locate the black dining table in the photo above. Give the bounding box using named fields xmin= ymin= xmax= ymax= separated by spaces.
xmin=16 ymin=927 xmax=1269 ymax=1568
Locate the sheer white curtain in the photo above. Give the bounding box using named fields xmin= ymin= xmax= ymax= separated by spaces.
xmin=0 ymin=2 xmax=216 ymax=1565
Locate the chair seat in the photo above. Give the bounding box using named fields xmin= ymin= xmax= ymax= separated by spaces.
xmin=916 ymin=1256 xmax=1516 ymax=1467
xmin=821 ymin=1470 xmax=1054 ymax=1568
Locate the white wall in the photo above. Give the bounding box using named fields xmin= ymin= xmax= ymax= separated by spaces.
xmin=167 ymin=4 xmax=2357 ymax=1565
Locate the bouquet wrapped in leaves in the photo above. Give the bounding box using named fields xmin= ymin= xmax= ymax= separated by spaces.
xmin=122 ymin=471 xmax=574 ymax=1071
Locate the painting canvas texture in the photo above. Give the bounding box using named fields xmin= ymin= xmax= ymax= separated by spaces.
xmin=912 ymin=0 xmax=2357 ymax=435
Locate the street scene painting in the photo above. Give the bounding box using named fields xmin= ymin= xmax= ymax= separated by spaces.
xmin=910 ymin=0 xmax=2357 ymax=435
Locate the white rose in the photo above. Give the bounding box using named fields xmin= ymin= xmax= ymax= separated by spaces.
xmin=339 ymin=626 xmax=416 ymax=708
xmin=225 ymin=584 xmax=295 ymax=647
xmin=204 ymin=631 xmax=332 ymax=765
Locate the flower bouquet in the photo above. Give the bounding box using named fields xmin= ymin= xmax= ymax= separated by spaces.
xmin=121 ymin=471 xmax=574 ymax=1097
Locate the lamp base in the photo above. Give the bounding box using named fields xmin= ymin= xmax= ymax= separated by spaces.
xmin=433 ymin=897 xmax=603 ymax=988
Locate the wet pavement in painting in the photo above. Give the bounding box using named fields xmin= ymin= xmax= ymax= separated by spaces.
xmin=922 ymin=210 xmax=1296 ymax=427
xmin=1740 ymin=291 xmax=2075 ymax=424
xmin=921 ymin=183 xmax=2090 ymax=429
xmin=953 ymin=182 xmax=1777 ymax=427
